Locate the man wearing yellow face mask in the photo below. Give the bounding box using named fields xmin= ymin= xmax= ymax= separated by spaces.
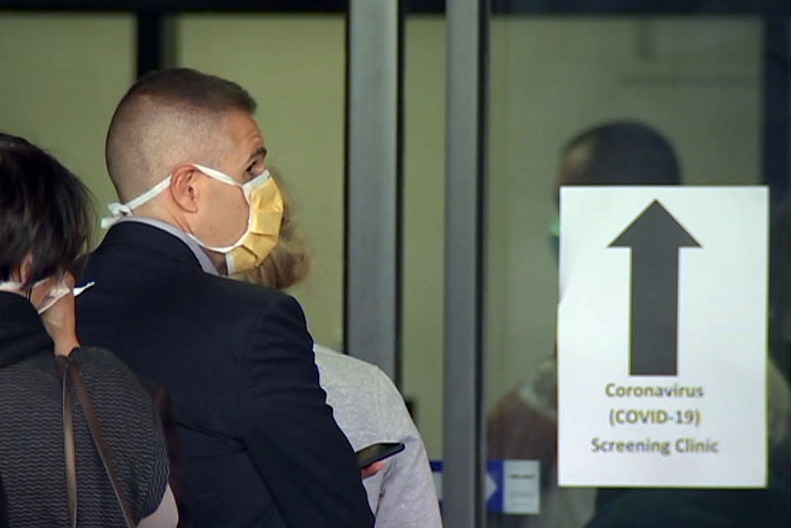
xmin=77 ymin=68 xmax=374 ymax=528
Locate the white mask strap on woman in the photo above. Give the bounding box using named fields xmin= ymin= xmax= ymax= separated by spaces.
xmin=0 ymin=277 xmax=94 ymax=314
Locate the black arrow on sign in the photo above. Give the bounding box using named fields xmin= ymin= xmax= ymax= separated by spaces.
xmin=609 ymin=200 xmax=701 ymax=376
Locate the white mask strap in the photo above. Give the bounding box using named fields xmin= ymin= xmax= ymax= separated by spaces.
xmin=0 ymin=280 xmax=23 ymax=293
xmin=36 ymin=281 xmax=71 ymax=314
xmin=192 ymin=164 xmax=271 ymax=194
xmin=184 ymin=166 xmax=269 ymax=255
xmin=0 ymin=278 xmax=95 ymax=306
xmin=101 ymin=176 xmax=173 ymax=228
xmin=242 ymin=169 xmax=272 ymax=192
xmin=192 ymin=164 xmax=243 ymax=187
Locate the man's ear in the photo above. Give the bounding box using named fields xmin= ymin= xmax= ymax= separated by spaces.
xmin=169 ymin=165 xmax=201 ymax=213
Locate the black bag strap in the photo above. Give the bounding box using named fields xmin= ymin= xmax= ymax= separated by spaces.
xmin=58 ymin=354 xmax=136 ymax=528
xmin=58 ymin=356 xmax=78 ymax=528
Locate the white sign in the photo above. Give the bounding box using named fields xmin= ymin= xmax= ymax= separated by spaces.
xmin=558 ymin=187 xmax=767 ymax=487
xmin=500 ymin=460 xmax=540 ymax=514
xmin=431 ymin=460 xmax=540 ymax=514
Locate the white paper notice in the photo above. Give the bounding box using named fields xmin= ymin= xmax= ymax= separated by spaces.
xmin=557 ymin=187 xmax=767 ymax=487
xmin=502 ymin=460 xmax=540 ymax=514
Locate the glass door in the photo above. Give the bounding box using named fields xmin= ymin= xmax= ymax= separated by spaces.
xmin=483 ymin=6 xmax=791 ymax=528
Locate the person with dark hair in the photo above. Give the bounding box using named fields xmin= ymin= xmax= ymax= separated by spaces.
xmin=238 ymin=171 xmax=443 ymax=528
xmin=489 ymin=121 xmax=685 ymax=528
xmin=0 ymin=131 xmax=177 ymax=527
xmin=487 ymin=120 xmax=791 ymax=528
xmin=557 ymin=121 xmax=682 ymax=189
xmin=76 ymin=68 xmax=374 ymax=528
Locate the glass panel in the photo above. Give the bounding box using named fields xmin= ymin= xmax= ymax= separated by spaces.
xmin=486 ymin=15 xmax=790 ymax=528
xmin=0 ymin=13 xmax=135 ymax=227
xmin=177 ymin=14 xmax=346 ymax=349
xmin=402 ymin=13 xmax=447 ymax=464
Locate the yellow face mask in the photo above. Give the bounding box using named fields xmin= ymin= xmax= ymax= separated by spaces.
xmin=220 ymin=168 xmax=284 ymax=275
xmin=103 ymin=163 xmax=284 ymax=275
xmin=184 ymin=164 xmax=284 ymax=275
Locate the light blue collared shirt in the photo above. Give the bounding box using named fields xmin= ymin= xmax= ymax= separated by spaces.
xmin=115 ymin=217 xmax=219 ymax=275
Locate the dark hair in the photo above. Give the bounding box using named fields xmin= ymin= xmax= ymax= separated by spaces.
xmin=0 ymin=132 xmax=94 ymax=285
xmin=562 ymin=121 xmax=682 ymax=186
xmin=113 ymin=67 xmax=256 ymax=121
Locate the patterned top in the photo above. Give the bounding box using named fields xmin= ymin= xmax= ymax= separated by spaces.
xmin=0 ymin=292 xmax=169 ymax=526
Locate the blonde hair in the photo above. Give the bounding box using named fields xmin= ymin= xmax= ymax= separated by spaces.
xmin=238 ymin=168 xmax=313 ymax=290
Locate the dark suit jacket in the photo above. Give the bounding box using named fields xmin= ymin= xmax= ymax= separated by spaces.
xmin=77 ymin=222 xmax=374 ymax=528
xmin=138 ymin=378 xmax=193 ymax=528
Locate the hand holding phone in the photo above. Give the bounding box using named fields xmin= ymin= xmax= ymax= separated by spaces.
xmin=355 ymin=442 xmax=406 ymax=469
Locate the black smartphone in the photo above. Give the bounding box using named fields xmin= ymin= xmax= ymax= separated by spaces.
xmin=355 ymin=442 xmax=406 ymax=468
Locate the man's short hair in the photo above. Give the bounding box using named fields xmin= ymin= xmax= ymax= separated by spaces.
xmin=562 ymin=121 xmax=682 ymax=186
xmin=114 ymin=67 xmax=257 ymax=117
xmin=0 ymin=132 xmax=94 ymax=285
xmin=106 ymin=68 xmax=258 ymax=201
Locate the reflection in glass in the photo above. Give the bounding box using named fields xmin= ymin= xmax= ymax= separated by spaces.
xmin=486 ymin=17 xmax=791 ymax=528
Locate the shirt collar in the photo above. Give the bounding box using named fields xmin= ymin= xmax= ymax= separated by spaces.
xmin=114 ymin=217 xmax=219 ymax=275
